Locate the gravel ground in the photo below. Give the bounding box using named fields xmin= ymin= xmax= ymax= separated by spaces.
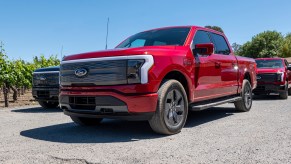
xmin=0 ymin=95 xmax=291 ymax=164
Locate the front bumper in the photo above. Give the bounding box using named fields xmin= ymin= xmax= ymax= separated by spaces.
xmin=59 ymin=90 xmax=158 ymax=120
xmin=253 ymin=84 xmax=286 ymax=94
xmin=32 ymin=87 xmax=59 ymax=101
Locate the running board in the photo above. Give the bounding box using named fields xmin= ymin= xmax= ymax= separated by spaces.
xmin=190 ymin=96 xmax=242 ymax=111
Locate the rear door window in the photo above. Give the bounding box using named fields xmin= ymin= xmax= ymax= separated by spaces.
xmin=210 ymin=33 xmax=230 ymax=55
xmin=193 ymin=30 xmax=211 ymax=45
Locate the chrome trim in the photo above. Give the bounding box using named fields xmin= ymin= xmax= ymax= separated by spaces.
xmin=61 ymin=55 xmax=154 ymax=84
xmin=278 ymin=72 xmax=284 ymax=82
xmin=33 ymin=71 xmax=60 ymax=74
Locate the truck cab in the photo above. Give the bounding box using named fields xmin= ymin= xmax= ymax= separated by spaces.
xmin=254 ymin=58 xmax=291 ymax=99
xmin=32 ymin=66 xmax=60 ymax=108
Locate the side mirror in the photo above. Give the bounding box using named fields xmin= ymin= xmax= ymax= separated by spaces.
xmin=193 ymin=43 xmax=214 ymax=56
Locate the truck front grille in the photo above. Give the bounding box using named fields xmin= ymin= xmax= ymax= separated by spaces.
xmin=257 ymin=73 xmax=278 ymax=82
xmin=37 ymin=91 xmax=50 ymax=98
xmin=60 ymin=60 xmax=127 ymax=86
xmin=33 ymin=73 xmax=59 ymax=87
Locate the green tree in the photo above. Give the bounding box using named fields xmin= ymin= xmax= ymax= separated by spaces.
xmin=33 ymin=54 xmax=60 ymax=68
xmin=237 ymin=41 xmax=253 ymax=57
xmin=0 ymin=49 xmax=18 ymax=104
xmin=237 ymin=31 xmax=284 ymax=58
xmin=0 ymin=45 xmax=12 ymax=87
xmin=279 ymin=33 xmax=291 ymax=58
xmin=1 ymin=44 xmax=60 ymax=107
xmin=232 ymin=42 xmax=241 ymax=55
xmin=13 ymin=60 xmax=33 ymax=88
xmin=205 ymin=25 xmax=224 ymax=33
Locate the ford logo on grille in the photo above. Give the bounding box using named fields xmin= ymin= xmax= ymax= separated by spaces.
xmin=256 ymin=76 xmax=261 ymax=80
xmin=75 ymin=68 xmax=88 ymax=77
xmin=39 ymin=76 xmax=46 ymax=81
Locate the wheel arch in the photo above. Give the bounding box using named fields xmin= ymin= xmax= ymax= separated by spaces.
xmin=160 ymin=70 xmax=191 ymax=102
xmin=240 ymin=71 xmax=254 ymax=88
xmin=244 ymin=72 xmax=252 ymax=83
xmin=238 ymin=70 xmax=255 ymax=94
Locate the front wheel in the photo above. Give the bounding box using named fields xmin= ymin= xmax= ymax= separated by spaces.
xmin=70 ymin=116 xmax=103 ymax=126
xmin=149 ymin=80 xmax=188 ymax=135
xmin=38 ymin=101 xmax=59 ymax=109
xmin=279 ymin=83 xmax=288 ymax=99
xmin=234 ymin=79 xmax=252 ymax=112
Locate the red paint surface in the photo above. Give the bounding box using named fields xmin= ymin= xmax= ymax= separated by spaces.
xmin=60 ymin=90 xmax=158 ymax=113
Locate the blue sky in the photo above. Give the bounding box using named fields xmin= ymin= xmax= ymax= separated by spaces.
xmin=0 ymin=0 xmax=291 ymax=62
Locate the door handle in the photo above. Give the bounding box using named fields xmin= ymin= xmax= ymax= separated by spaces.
xmin=215 ymin=62 xmax=221 ymax=68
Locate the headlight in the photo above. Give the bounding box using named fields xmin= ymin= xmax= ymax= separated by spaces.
xmin=277 ymin=72 xmax=284 ymax=82
xmin=127 ymin=59 xmax=145 ymax=84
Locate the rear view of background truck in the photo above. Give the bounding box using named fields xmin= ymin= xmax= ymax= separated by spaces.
xmin=59 ymin=26 xmax=257 ymax=134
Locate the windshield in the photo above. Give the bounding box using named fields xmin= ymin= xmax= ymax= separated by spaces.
xmin=116 ymin=27 xmax=190 ymax=48
xmin=256 ymin=59 xmax=284 ymax=68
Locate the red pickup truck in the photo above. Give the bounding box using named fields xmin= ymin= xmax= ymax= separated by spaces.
xmin=254 ymin=58 xmax=291 ymax=99
xmin=59 ymin=26 xmax=257 ymax=134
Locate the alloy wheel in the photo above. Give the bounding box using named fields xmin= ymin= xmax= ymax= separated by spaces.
xmin=164 ymin=89 xmax=185 ymax=127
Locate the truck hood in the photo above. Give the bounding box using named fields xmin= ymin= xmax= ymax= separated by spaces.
xmin=63 ymin=46 xmax=180 ymax=61
xmin=256 ymin=68 xmax=285 ymax=74
xmin=34 ymin=66 xmax=60 ymax=73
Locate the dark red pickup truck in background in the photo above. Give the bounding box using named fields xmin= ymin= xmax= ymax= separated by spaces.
xmin=59 ymin=26 xmax=257 ymax=134
xmin=254 ymin=58 xmax=291 ymax=99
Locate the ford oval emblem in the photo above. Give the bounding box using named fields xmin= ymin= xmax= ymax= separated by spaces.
xmin=39 ymin=76 xmax=46 ymax=81
xmin=75 ymin=68 xmax=88 ymax=77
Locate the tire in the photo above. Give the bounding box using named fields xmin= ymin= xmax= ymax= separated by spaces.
xmin=279 ymin=83 xmax=288 ymax=99
xmin=38 ymin=101 xmax=59 ymax=109
xmin=149 ymin=80 xmax=188 ymax=135
xmin=288 ymin=87 xmax=291 ymax=96
xmin=70 ymin=116 xmax=103 ymax=126
xmin=234 ymin=79 xmax=252 ymax=112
